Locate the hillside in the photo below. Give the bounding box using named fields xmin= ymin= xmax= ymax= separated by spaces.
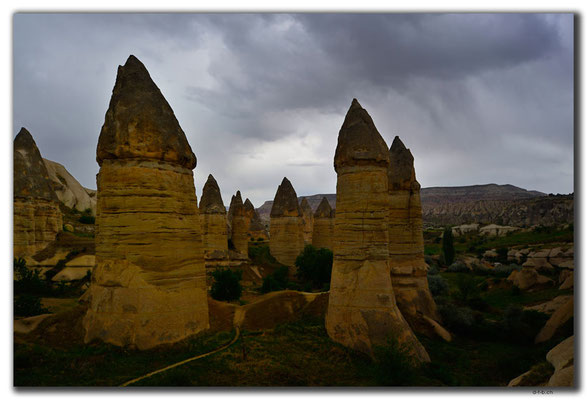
xmin=256 ymin=184 xmax=573 ymax=228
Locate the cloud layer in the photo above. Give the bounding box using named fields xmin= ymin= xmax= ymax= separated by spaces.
xmin=13 ymin=13 xmax=574 ymax=206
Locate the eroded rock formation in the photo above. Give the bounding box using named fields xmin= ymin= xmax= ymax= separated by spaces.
xmin=311 ymin=197 xmax=334 ymax=250
xmin=43 ymin=158 xmax=97 ymax=215
xmin=228 ymin=191 xmax=249 ymax=255
xmin=14 ymin=128 xmax=63 ymax=258
xmin=199 ymin=174 xmax=228 ymax=255
xmin=269 ymin=177 xmax=305 ymax=267
xmin=83 ymin=55 xmax=209 ymax=349
xmin=300 ymin=197 xmax=314 ymax=245
xmin=244 ymin=198 xmax=268 ymax=241
xmin=325 ymin=99 xmax=429 ymax=361
xmin=387 ymin=136 xmax=443 ymax=337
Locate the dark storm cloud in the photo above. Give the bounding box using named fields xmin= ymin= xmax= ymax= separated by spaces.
xmin=12 ymin=13 xmax=573 ymax=205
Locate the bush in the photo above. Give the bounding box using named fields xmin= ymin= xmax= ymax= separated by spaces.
xmin=261 ymin=266 xmax=289 ymax=293
xmin=496 ymin=247 xmax=509 ymax=264
xmin=447 ymin=261 xmax=469 ymax=273
xmin=471 ymin=261 xmax=491 ymax=275
xmin=78 ymin=215 xmax=95 ymax=224
xmin=14 ymin=258 xmax=50 ymax=296
xmin=454 ymin=274 xmax=481 ymax=304
xmin=14 ymin=294 xmax=49 ymax=317
xmin=499 ymin=306 xmax=550 ymax=344
xmin=438 ymin=304 xmax=475 ymax=335
xmin=441 ymin=227 xmax=455 ymax=266
xmin=294 ymin=245 xmax=333 ymax=289
xmin=372 ymin=337 xmax=418 ymax=385
xmin=492 ymin=263 xmax=521 ymax=277
xmin=248 ymin=244 xmax=280 ymax=268
xmin=427 ymin=275 xmax=449 ymax=297
xmin=210 ymin=268 xmax=242 ymax=301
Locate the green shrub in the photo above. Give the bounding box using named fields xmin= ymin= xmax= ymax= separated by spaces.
xmin=14 ymin=294 xmax=49 ymax=317
xmin=372 ymin=337 xmax=418 ymax=385
xmin=441 ymin=227 xmax=455 ymax=266
xmin=496 ymin=247 xmax=509 ymax=264
xmin=438 ymin=305 xmax=475 ymax=335
xmin=294 ymin=245 xmax=333 ymax=289
xmin=447 ymin=261 xmax=469 ymax=273
xmin=261 ymin=266 xmax=289 ymax=293
xmin=78 ymin=215 xmax=95 ymax=224
xmin=427 ymin=275 xmax=449 ymax=297
xmin=454 ymin=274 xmax=481 ymax=304
xmin=492 ymin=263 xmax=521 ymax=277
xmin=499 ymin=306 xmax=549 ymax=344
xmin=248 ymin=244 xmax=280 ymax=268
xmin=14 ymin=258 xmax=50 ymax=296
xmin=210 ymin=268 xmax=242 ymax=301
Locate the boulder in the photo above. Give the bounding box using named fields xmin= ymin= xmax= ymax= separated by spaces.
xmin=326 ymin=99 xmax=429 ymax=362
xmin=507 ymin=268 xmax=553 ymax=291
xmin=524 ymin=295 xmax=573 ymax=315
xmin=311 ymin=197 xmax=335 ymax=251
xmin=535 ymin=297 xmax=573 ymax=344
xmin=269 ymin=177 xmax=305 ymax=267
xmin=199 ymin=174 xmax=228 ymax=255
xmin=546 ymin=336 xmax=574 ymax=386
xmin=559 ymin=272 xmax=574 ymax=290
xmin=83 ymin=55 xmax=208 ymax=349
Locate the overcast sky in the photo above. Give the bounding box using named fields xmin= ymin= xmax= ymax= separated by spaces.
xmin=13 ymin=13 xmax=574 ymax=207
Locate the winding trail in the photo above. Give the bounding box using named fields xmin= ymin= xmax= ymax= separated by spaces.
xmin=120 ymin=326 xmax=241 ymax=387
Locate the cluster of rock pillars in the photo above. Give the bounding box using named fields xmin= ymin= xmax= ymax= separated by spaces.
xmin=14 ymin=55 xmax=450 ymax=359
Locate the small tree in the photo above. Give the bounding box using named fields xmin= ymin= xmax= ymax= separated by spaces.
xmin=210 ymin=268 xmax=242 ymax=301
xmin=295 ymin=245 xmax=333 ymax=289
xmin=441 ymin=227 xmax=455 ymax=266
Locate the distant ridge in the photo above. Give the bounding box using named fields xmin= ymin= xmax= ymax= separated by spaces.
xmin=257 ymin=184 xmax=573 ymax=228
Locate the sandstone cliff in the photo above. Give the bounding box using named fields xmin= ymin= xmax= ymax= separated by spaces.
xmin=388 ymin=136 xmax=443 ymax=338
xmin=269 ymin=177 xmax=305 ymax=267
xmin=14 ymin=127 xmax=63 ymax=258
xmin=83 ymin=55 xmax=208 ymax=349
xmin=199 ymin=174 xmax=228 ymax=255
xmin=326 ymin=99 xmax=429 ymax=361
xmin=311 ymin=197 xmax=334 ymax=251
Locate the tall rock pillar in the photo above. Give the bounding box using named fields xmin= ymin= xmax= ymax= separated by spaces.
xmin=325 ymin=99 xmax=429 ymax=361
xmin=13 ymin=128 xmax=63 ymax=259
xmin=388 ymin=137 xmax=442 ymax=336
xmin=244 ymin=198 xmax=269 ymax=241
xmin=199 ymin=174 xmax=228 ymax=255
xmin=300 ymin=197 xmax=314 ymax=245
xmin=83 ymin=55 xmax=209 ymax=349
xmin=269 ymin=177 xmax=305 ymax=267
xmin=311 ymin=197 xmax=334 ymax=251
xmin=228 ymin=191 xmax=249 ymax=255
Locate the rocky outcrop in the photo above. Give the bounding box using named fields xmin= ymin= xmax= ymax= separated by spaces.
xmin=43 ymin=158 xmax=97 ymax=215
xmin=228 ymin=191 xmax=248 ymax=255
xmin=326 ymin=99 xmax=429 ymax=361
xmin=546 ymin=336 xmax=574 ymax=386
xmin=244 ymin=198 xmax=268 ymax=241
xmin=535 ymin=297 xmax=573 ymax=344
xmin=199 ymin=174 xmax=228 ymax=255
xmin=300 ymin=198 xmax=314 ymax=245
xmin=478 ymin=224 xmax=520 ymax=237
xmin=269 ymin=178 xmax=305 ymax=267
xmin=83 ymin=55 xmax=208 ymax=350
xmin=387 ymin=136 xmax=442 ymax=338
xmin=14 ymin=128 xmax=63 ymax=259
xmin=507 ymin=268 xmax=554 ymax=291
xmin=311 ymin=197 xmax=334 ymax=250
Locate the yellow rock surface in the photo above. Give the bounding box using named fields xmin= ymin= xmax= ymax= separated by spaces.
xmin=312 ymin=197 xmax=334 ymax=250
xmin=326 ymin=99 xmax=429 ymax=362
xmin=83 ymin=55 xmax=208 ymax=349
xmin=13 ymin=198 xmax=62 ymax=258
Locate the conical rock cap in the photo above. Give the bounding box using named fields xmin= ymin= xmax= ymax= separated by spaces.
xmin=97 ymin=55 xmax=196 ymax=169
xmin=200 ymin=174 xmax=225 ymax=214
xmin=388 ymin=136 xmax=417 ymax=191
xmin=314 ymin=197 xmax=333 ymax=218
xmin=270 ymin=177 xmax=301 ymax=217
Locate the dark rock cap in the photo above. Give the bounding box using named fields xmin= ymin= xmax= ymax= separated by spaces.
xmin=334 ymin=98 xmax=390 ymax=172
xmin=300 ymin=198 xmax=313 ymax=216
xmin=314 ymin=197 xmax=334 ymax=218
xmin=14 ymin=127 xmax=58 ymax=201
xmin=97 ymin=55 xmax=196 ymax=169
xmin=244 ymin=198 xmax=266 ymax=232
xmin=199 ymin=174 xmax=226 ymax=214
xmin=388 ymin=136 xmax=418 ymax=191
xmin=243 ymin=198 xmax=255 ymax=214
xmin=270 ymin=177 xmax=301 ymax=217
